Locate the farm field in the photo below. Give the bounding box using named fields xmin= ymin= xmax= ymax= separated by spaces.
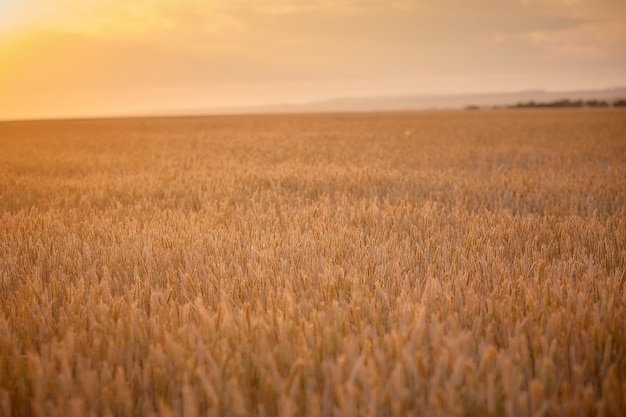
xmin=0 ymin=109 xmax=625 ymax=416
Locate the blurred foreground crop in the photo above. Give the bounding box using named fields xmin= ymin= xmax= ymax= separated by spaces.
xmin=1 ymin=109 xmax=625 ymax=416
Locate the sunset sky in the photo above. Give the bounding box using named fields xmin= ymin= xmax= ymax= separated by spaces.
xmin=1 ymin=0 xmax=625 ymax=120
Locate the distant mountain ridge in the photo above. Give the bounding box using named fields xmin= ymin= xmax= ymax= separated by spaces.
xmin=206 ymin=86 xmax=626 ymax=115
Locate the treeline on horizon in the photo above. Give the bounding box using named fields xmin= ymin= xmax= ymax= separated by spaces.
xmin=466 ymin=98 xmax=626 ymax=110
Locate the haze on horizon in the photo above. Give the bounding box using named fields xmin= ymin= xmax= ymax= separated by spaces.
xmin=1 ymin=0 xmax=625 ymax=120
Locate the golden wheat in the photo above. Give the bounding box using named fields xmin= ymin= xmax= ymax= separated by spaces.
xmin=1 ymin=109 xmax=625 ymax=416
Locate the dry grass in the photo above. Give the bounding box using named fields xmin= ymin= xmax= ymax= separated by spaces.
xmin=1 ymin=109 xmax=625 ymax=417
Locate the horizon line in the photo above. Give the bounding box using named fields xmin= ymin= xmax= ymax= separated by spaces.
xmin=2 ymin=85 xmax=625 ymax=124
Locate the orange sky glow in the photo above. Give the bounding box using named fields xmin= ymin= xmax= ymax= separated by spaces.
xmin=1 ymin=0 xmax=625 ymax=120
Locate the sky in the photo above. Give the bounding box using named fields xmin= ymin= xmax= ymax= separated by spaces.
xmin=1 ymin=0 xmax=625 ymax=120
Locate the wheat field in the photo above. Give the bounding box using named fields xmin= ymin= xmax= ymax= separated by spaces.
xmin=1 ymin=109 xmax=625 ymax=417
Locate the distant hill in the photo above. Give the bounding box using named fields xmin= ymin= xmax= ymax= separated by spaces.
xmin=205 ymin=87 xmax=626 ymax=115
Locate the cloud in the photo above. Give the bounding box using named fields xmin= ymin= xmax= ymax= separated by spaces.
xmin=522 ymin=18 xmax=626 ymax=58
xmin=1 ymin=0 xmax=625 ymax=120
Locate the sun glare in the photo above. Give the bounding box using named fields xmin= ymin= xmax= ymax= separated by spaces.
xmin=1 ymin=0 xmax=625 ymax=120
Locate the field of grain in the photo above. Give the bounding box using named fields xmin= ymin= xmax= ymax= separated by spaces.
xmin=1 ymin=109 xmax=625 ymax=417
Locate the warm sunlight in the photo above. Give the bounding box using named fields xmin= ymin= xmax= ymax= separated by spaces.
xmin=1 ymin=0 xmax=625 ymax=120
xmin=2 ymin=4 xmax=625 ymax=417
